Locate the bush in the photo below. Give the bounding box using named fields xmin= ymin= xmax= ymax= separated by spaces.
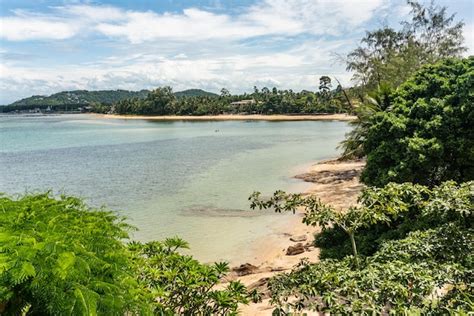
xmin=130 ymin=238 xmax=254 ymax=315
xmin=361 ymin=57 xmax=474 ymax=186
xmin=250 ymin=181 xmax=473 ymax=313
xmin=0 ymin=193 xmax=142 ymax=315
xmin=0 ymin=193 xmax=253 ymax=315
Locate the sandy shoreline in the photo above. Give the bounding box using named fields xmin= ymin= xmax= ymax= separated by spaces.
xmin=92 ymin=113 xmax=356 ymax=121
xmin=231 ymin=158 xmax=365 ymax=315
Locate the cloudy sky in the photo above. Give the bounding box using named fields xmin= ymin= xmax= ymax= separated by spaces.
xmin=0 ymin=0 xmax=472 ymax=104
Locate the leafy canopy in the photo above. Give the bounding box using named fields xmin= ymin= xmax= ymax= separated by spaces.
xmin=362 ymin=56 xmax=474 ymax=187
xmin=347 ymin=0 xmax=466 ymax=92
xmin=250 ymin=181 xmax=473 ymax=314
xmin=340 ymin=0 xmax=467 ymax=160
xmin=0 ymin=193 xmax=143 ymax=315
xmin=130 ymin=239 xmax=256 ymax=315
xmin=0 ymin=193 xmax=254 ymax=315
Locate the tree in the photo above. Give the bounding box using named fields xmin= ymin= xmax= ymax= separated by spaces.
xmin=220 ymin=88 xmax=230 ymax=98
xmin=130 ymin=239 xmax=256 ymax=315
xmin=0 ymin=193 xmax=144 ymax=315
xmin=347 ymin=0 xmax=466 ymax=91
xmin=342 ymin=0 xmax=468 ymax=160
xmin=142 ymin=86 xmax=176 ymax=115
xmin=318 ymin=76 xmax=332 ymax=96
xmin=362 ymin=57 xmax=474 ymax=187
xmin=249 ymin=181 xmax=473 ymax=314
xmin=0 ymin=193 xmax=255 ymax=315
xmin=403 ymin=0 xmax=466 ymax=60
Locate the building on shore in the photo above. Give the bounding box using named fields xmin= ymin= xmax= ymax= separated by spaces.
xmin=229 ymin=99 xmax=257 ymax=114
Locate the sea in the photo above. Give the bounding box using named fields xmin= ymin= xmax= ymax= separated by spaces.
xmin=0 ymin=114 xmax=351 ymax=262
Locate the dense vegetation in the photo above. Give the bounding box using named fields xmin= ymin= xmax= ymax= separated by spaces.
xmin=250 ymin=181 xmax=473 ymax=313
xmin=0 ymin=193 xmax=254 ymax=315
xmin=1 ymin=83 xmax=353 ymax=116
xmin=110 ymin=79 xmax=353 ymax=116
xmin=361 ymin=57 xmax=474 ymax=187
xmin=341 ymin=0 xmax=467 ymax=159
xmin=1 ymin=0 xmax=472 ymax=314
xmin=1 ymin=90 xmax=149 ymax=113
xmin=0 ymin=89 xmax=217 ymax=113
xmin=247 ymin=1 xmax=473 ymax=314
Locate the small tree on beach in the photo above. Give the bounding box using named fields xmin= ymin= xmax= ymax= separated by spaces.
xmin=249 ymin=181 xmax=473 ymax=313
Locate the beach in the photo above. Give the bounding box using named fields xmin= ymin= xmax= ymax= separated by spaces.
xmin=229 ymin=158 xmax=365 ymax=315
xmin=93 ymin=113 xmax=356 ymax=121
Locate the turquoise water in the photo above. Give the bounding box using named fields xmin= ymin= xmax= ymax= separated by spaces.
xmin=0 ymin=114 xmax=350 ymax=262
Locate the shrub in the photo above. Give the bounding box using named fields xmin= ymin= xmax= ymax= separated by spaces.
xmin=361 ymin=57 xmax=474 ymax=186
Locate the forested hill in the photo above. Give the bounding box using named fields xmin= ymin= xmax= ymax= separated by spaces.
xmin=174 ymin=89 xmax=218 ymax=97
xmin=2 ymin=89 xmax=217 ymax=112
xmin=9 ymin=90 xmax=150 ymax=107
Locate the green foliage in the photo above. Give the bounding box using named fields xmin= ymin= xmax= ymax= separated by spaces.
xmin=341 ymin=0 xmax=467 ymax=160
xmin=339 ymin=83 xmax=393 ymax=158
xmin=89 ymin=101 xmax=111 ymax=114
xmin=1 ymin=90 xmax=149 ymax=112
xmin=112 ymin=84 xmax=352 ymax=116
xmin=130 ymin=238 xmax=254 ymax=315
xmin=1 ymin=89 xmax=218 ymax=113
xmin=174 ymin=89 xmax=218 ymax=98
xmin=362 ymin=57 xmax=474 ymax=186
xmin=250 ymin=181 xmax=473 ymax=314
xmin=0 ymin=192 xmax=143 ymax=315
xmin=0 ymin=193 xmax=253 ymax=315
xmin=347 ymin=0 xmax=465 ymax=92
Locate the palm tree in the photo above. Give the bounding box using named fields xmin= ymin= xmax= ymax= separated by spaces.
xmin=339 ymin=83 xmax=392 ymax=159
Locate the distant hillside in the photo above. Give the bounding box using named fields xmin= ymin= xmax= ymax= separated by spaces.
xmin=9 ymin=90 xmax=150 ymax=107
xmin=174 ymin=89 xmax=218 ymax=97
xmin=1 ymin=88 xmax=218 ymax=112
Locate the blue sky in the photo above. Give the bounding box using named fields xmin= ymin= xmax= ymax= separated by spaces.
xmin=0 ymin=0 xmax=472 ymax=104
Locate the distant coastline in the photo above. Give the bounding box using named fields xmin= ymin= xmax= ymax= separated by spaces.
xmin=92 ymin=113 xmax=356 ymax=122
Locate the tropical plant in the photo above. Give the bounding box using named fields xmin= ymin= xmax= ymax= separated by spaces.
xmin=347 ymin=0 xmax=466 ymax=92
xmin=0 ymin=193 xmax=254 ymax=315
xmin=341 ymin=0 xmax=467 ymax=161
xmin=339 ymin=83 xmax=393 ymax=158
xmin=362 ymin=57 xmax=474 ymax=187
xmin=249 ymin=181 xmax=473 ymax=314
xmin=0 ymin=193 xmax=144 ymax=315
xmin=130 ymin=238 xmax=256 ymax=315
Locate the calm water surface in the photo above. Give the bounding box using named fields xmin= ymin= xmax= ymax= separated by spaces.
xmin=0 ymin=114 xmax=350 ymax=262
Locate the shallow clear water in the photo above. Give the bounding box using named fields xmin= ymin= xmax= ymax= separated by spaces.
xmin=0 ymin=114 xmax=350 ymax=262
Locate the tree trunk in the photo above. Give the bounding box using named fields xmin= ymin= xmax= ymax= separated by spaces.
xmin=349 ymin=232 xmax=359 ymax=268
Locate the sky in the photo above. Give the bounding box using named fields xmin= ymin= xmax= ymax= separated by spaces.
xmin=0 ymin=0 xmax=472 ymax=104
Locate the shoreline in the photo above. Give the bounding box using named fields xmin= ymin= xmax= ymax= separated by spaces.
xmin=92 ymin=113 xmax=356 ymax=122
xmin=232 ymin=158 xmax=365 ymax=315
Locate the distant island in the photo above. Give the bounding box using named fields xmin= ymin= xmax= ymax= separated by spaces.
xmin=0 ymin=78 xmax=354 ymax=116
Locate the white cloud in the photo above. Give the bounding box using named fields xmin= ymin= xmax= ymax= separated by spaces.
xmin=95 ymin=9 xmax=257 ymax=43
xmin=0 ymin=16 xmax=78 ymax=41
xmin=95 ymin=0 xmax=387 ymax=43
xmin=0 ymin=1 xmax=387 ymax=42
xmin=245 ymin=0 xmax=386 ymax=36
xmin=0 ymin=0 xmax=392 ymax=103
xmin=59 ymin=5 xmax=125 ymax=21
xmin=0 ymin=37 xmax=352 ymax=104
xmin=0 ymin=4 xmax=124 ymax=41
